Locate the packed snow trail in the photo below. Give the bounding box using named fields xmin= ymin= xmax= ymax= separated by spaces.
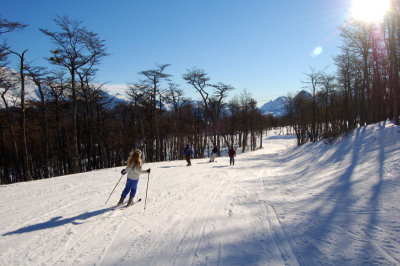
xmin=1 ymin=122 xmax=399 ymax=265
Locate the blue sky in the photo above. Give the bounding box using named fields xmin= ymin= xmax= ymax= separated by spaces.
xmin=1 ymin=0 xmax=352 ymax=106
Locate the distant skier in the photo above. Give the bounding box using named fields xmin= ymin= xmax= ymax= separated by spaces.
xmin=209 ymin=145 xmax=218 ymax=162
xmin=184 ymin=144 xmax=193 ymax=166
xmin=228 ymin=146 xmax=236 ymax=165
xmin=117 ymin=149 xmax=150 ymax=207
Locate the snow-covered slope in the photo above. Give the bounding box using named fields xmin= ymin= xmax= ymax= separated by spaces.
xmin=1 ymin=122 xmax=399 ymax=265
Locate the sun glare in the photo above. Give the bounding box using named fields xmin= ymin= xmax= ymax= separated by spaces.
xmin=351 ymin=0 xmax=390 ymax=23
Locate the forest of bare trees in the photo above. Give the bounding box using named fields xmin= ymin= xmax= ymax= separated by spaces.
xmin=0 ymin=15 xmax=269 ymax=184
xmin=284 ymin=1 xmax=400 ymax=145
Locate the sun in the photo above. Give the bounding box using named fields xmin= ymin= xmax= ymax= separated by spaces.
xmin=351 ymin=0 xmax=390 ymax=23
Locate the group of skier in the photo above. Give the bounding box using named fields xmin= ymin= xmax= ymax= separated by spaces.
xmin=115 ymin=144 xmax=237 ymax=207
xmin=184 ymin=144 xmax=236 ymax=165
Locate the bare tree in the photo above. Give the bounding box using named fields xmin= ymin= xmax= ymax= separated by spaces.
xmin=238 ymin=89 xmax=252 ymax=152
xmin=340 ymin=22 xmax=372 ymax=125
xmin=7 ymin=49 xmax=32 ymax=181
xmin=183 ymin=67 xmax=211 ymax=157
xmin=0 ymin=68 xmax=20 ymax=182
xmin=137 ymin=64 xmax=171 ymax=161
xmin=45 ymin=71 xmax=67 ymax=175
xmin=0 ymin=16 xmax=27 ymax=182
xmin=210 ymin=82 xmax=234 ymax=152
xmin=165 ymin=82 xmax=190 ymax=159
xmin=126 ymin=83 xmax=146 ymax=152
xmin=211 ymin=82 xmax=234 ymax=119
xmin=40 ymin=16 xmax=108 ymax=173
xmin=384 ymin=2 xmax=400 ymax=125
xmin=25 ymin=65 xmax=51 ymax=178
xmin=319 ymin=73 xmax=336 ymax=137
xmin=334 ymin=46 xmax=358 ymax=131
xmin=302 ymin=68 xmax=322 ymax=142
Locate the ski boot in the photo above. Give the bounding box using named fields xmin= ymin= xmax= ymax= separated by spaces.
xmin=116 ymin=196 xmax=124 ymax=208
xmin=126 ymin=197 xmax=134 ymax=207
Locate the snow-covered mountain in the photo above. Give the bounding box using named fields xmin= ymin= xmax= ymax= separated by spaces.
xmin=259 ymin=90 xmax=316 ymax=117
xmin=1 ymin=122 xmax=399 ymax=265
xmin=259 ymin=96 xmax=288 ymax=117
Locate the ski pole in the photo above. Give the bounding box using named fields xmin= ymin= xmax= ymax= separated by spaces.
xmin=144 ymin=172 xmax=150 ymax=210
xmin=105 ymin=174 xmax=124 ymax=205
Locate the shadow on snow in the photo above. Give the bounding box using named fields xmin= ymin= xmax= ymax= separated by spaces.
xmin=3 ymin=207 xmax=110 ymax=236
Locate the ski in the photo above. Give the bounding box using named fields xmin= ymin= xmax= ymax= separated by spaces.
xmin=126 ymin=198 xmax=141 ymax=208
xmin=112 ymin=198 xmax=142 ymax=210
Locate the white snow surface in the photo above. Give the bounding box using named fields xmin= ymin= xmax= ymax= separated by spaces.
xmin=1 ymin=121 xmax=400 ymax=266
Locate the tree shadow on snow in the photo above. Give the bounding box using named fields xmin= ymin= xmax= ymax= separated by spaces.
xmin=3 ymin=207 xmax=110 ymax=236
xmin=289 ymin=124 xmax=391 ymax=264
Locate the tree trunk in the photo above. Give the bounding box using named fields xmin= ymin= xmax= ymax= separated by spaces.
xmin=70 ymin=67 xmax=80 ymax=173
xmin=18 ymin=50 xmax=33 ymax=181
xmin=36 ymin=83 xmax=50 ymax=178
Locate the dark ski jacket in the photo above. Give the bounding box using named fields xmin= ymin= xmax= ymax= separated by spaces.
xmin=184 ymin=145 xmax=193 ymax=156
xmin=228 ymin=148 xmax=236 ymax=157
xmin=212 ymin=147 xmax=218 ymax=154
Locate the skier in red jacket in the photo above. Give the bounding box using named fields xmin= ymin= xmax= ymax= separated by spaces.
xmin=228 ymin=146 xmax=236 ymax=165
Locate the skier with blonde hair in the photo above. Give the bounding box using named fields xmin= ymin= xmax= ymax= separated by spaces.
xmin=117 ymin=149 xmax=150 ymax=207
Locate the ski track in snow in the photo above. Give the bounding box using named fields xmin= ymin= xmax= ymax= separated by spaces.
xmin=1 ymin=123 xmax=400 ymax=265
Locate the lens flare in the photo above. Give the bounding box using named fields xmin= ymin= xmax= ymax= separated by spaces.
xmin=351 ymin=0 xmax=390 ymax=23
xmin=312 ymin=46 xmax=323 ymax=57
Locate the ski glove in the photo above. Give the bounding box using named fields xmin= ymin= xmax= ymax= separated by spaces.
xmin=146 ymin=168 xmax=151 ymax=173
xmin=121 ymin=169 xmax=127 ymax=175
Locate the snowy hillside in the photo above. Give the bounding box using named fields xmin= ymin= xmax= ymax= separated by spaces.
xmin=1 ymin=122 xmax=399 ymax=265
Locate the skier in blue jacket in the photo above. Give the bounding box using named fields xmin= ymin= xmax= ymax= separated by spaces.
xmin=183 ymin=144 xmax=193 ymax=166
xmin=117 ymin=149 xmax=150 ymax=207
